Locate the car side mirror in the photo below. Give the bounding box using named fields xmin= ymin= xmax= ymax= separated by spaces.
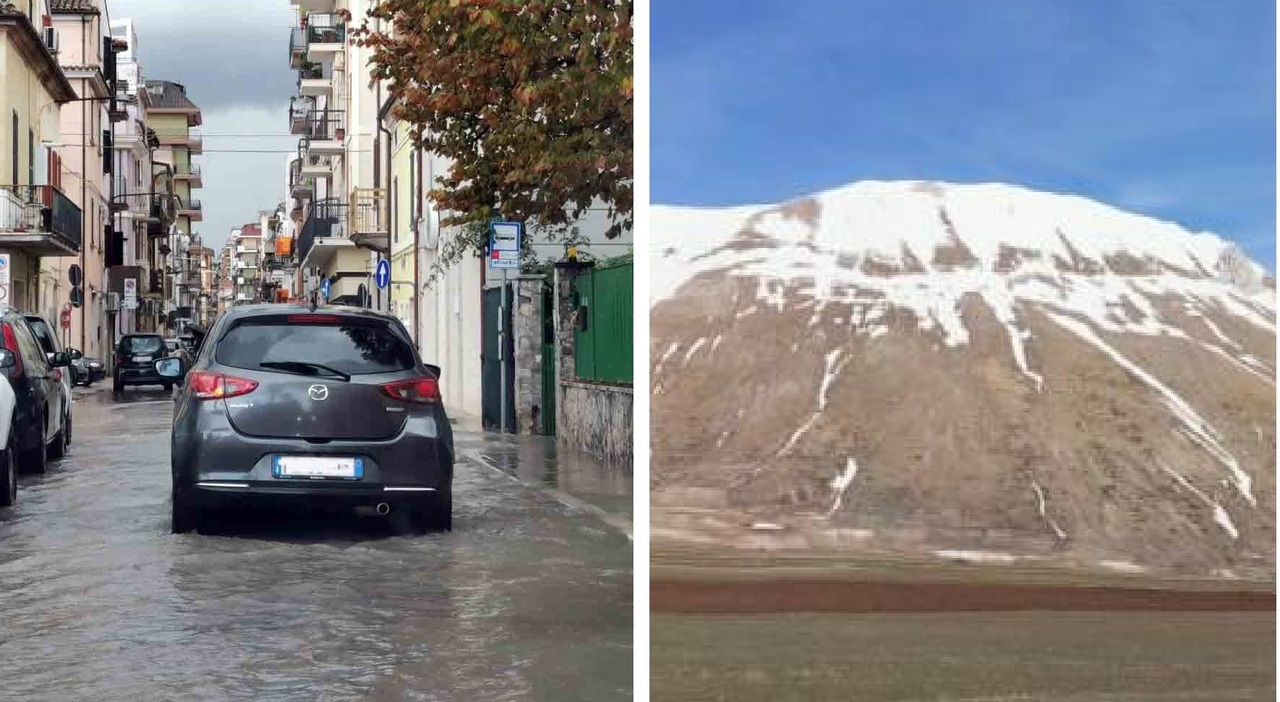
xmin=51 ymin=352 xmax=71 ymax=368
xmin=68 ymin=348 xmax=83 ymax=360
xmin=0 ymin=349 xmax=15 ymax=369
xmin=425 ymin=363 xmax=441 ymax=378
xmin=155 ymin=357 xmax=185 ymax=379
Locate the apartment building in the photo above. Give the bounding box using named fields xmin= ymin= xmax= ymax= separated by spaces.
xmin=288 ymin=0 xmax=386 ymax=308
xmin=50 ymin=0 xmax=117 ymax=357
xmin=232 ymin=224 xmax=261 ymax=304
xmin=108 ymin=17 xmax=166 ymax=334
xmin=0 ymin=2 xmax=80 ymax=322
xmin=140 ymin=78 xmax=201 ymax=330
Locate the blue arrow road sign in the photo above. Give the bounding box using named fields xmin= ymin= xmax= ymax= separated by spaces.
xmin=375 ymin=259 xmax=391 ymax=290
xmin=319 ymin=277 xmax=331 ymax=300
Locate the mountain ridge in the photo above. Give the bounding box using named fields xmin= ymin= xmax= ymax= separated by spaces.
xmin=651 ymin=179 xmax=1275 ymax=578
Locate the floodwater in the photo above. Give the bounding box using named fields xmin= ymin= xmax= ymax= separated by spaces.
xmin=0 ymin=388 xmax=632 ymax=701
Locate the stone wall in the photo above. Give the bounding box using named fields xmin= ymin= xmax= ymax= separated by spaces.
xmin=560 ymin=381 xmax=633 ymax=465
xmin=552 ymin=261 xmax=633 ymax=464
xmin=511 ymin=276 xmax=544 ymax=434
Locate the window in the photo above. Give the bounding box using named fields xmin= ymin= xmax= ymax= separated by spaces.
xmin=122 ymin=336 xmax=163 ymax=354
xmin=25 ymin=316 xmax=57 ymax=355
xmin=409 ymin=150 xmax=417 ymax=226
xmin=216 ymin=320 xmax=416 ymax=376
xmin=27 ymin=130 xmax=33 ymax=186
xmin=392 ymin=176 xmax=399 ymax=244
xmin=11 ymin=111 xmax=18 ymax=185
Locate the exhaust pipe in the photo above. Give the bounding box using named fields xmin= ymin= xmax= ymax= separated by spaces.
xmin=355 ymin=503 xmax=393 ymax=517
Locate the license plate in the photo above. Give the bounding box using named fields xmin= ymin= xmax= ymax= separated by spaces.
xmin=273 ymin=456 xmax=363 ymax=480
xmin=133 ymin=355 xmax=150 ymax=362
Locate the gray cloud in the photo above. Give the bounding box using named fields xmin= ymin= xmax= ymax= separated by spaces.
xmin=107 ymin=1 xmax=306 ymax=250
xmin=189 ymin=106 xmax=297 ymax=251
xmin=108 ymin=0 xmax=299 ymax=110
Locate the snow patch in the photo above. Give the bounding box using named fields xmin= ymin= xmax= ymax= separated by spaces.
xmin=1099 ymin=560 xmax=1147 ymax=574
xmin=1156 ymin=462 xmax=1239 ymax=540
xmin=683 ymin=337 xmax=707 ymax=364
xmin=826 ymin=457 xmax=859 ymax=516
xmin=1047 ymin=312 xmax=1256 ymax=507
xmin=1028 ymin=477 xmax=1067 ymax=540
xmin=934 ymin=550 xmax=1018 ymax=565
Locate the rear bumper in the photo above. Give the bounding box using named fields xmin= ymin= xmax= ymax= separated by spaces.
xmin=188 ymin=481 xmax=438 ymax=510
xmin=118 ymin=367 xmax=163 ymax=384
xmin=171 ymin=399 xmax=454 ymax=506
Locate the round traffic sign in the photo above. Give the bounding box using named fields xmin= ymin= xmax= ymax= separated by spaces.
xmin=68 ymin=264 xmax=82 ymax=287
xmin=69 ymin=287 xmax=83 ymax=308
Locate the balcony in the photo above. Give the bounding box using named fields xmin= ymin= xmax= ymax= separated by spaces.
xmin=297 ymin=61 xmax=333 ymax=97
xmin=173 ymin=164 xmax=203 ymax=187
xmin=299 ymin=139 xmax=337 ymax=177
xmin=0 ymin=185 xmax=83 ymax=255
xmin=301 ymin=109 xmax=345 ymax=152
xmin=290 ymin=0 xmax=337 ymax=11
xmin=177 ymin=199 xmax=203 ymax=222
xmin=156 ymin=130 xmax=203 ymax=154
xmin=288 ymin=27 xmax=308 ymax=69
xmin=349 ymin=188 xmax=388 ymax=250
xmin=288 ymin=96 xmax=315 ymax=135
xmin=289 ymin=159 xmax=314 ymax=199
xmin=303 ymin=14 xmax=346 ymax=55
xmin=297 ymin=197 xmax=350 ymax=267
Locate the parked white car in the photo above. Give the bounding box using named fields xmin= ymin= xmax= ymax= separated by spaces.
xmin=0 ymin=373 xmax=17 ymax=507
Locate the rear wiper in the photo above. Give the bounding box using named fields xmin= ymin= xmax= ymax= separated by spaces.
xmin=259 ymin=361 xmax=351 ymax=382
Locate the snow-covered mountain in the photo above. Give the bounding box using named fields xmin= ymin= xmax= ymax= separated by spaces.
xmin=651 ymin=181 xmax=1275 ymax=578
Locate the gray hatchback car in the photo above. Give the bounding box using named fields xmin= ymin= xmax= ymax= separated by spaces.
xmin=159 ymin=305 xmax=454 ymax=534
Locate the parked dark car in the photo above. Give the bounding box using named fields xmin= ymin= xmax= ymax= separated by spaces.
xmin=68 ymin=350 xmax=106 ymax=386
xmin=0 ymin=310 xmax=71 ymax=473
xmin=161 ymin=305 xmax=454 ymax=534
xmin=113 ymin=334 xmax=172 ymax=392
xmin=24 ymin=314 xmax=73 ymax=449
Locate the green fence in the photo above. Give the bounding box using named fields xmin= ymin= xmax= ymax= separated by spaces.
xmin=573 ymin=261 xmax=633 ymax=384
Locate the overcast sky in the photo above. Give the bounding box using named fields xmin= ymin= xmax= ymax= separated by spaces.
xmin=110 ymin=0 xmax=301 ymax=250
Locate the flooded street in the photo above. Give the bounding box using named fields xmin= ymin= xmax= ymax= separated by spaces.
xmin=0 ymin=388 xmax=632 ymax=701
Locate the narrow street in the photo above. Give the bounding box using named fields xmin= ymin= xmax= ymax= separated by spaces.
xmin=0 ymin=388 xmax=633 ymax=702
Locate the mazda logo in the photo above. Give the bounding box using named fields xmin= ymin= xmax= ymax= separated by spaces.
xmin=308 ymin=384 xmax=330 ymax=401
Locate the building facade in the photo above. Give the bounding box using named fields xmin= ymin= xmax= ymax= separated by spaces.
xmin=0 ymin=2 xmax=79 ymax=328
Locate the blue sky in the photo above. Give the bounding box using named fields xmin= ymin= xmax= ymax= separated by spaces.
xmin=653 ymin=1 xmax=1276 ymax=268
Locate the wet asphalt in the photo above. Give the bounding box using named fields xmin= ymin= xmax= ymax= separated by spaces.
xmin=0 ymin=387 xmax=632 ymax=702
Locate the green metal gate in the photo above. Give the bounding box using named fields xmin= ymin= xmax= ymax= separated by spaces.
xmin=573 ymin=262 xmax=633 ymax=384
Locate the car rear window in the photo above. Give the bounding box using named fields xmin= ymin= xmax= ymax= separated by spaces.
xmin=215 ymin=320 xmax=416 ymax=375
xmin=124 ymin=337 xmax=164 ymax=354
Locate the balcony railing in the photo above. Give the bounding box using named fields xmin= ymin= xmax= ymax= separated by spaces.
xmin=0 ymin=185 xmax=83 ymax=251
xmin=288 ymin=27 xmax=307 ymax=68
xmin=174 ymin=164 xmax=202 ymax=181
xmin=298 ymin=62 xmax=329 ymax=82
xmin=350 ymin=188 xmax=387 ymax=236
xmin=289 ymin=96 xmax=315 ymax=135
xmin=303 ymin=14 xmax=347 ymax=45
xmin=304 ymin=109 xmax=345 ymax=141
xmin=297 ymin=197 xmax=348 ymax=263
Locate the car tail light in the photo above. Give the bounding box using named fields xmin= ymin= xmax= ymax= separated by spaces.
xmin=188 ymin=371 xmax=259 ymax=400
xmin=1 ymin=323 xmax=23 ymax=376
xmin=379 ymin=377 xmax=440 ymax=404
